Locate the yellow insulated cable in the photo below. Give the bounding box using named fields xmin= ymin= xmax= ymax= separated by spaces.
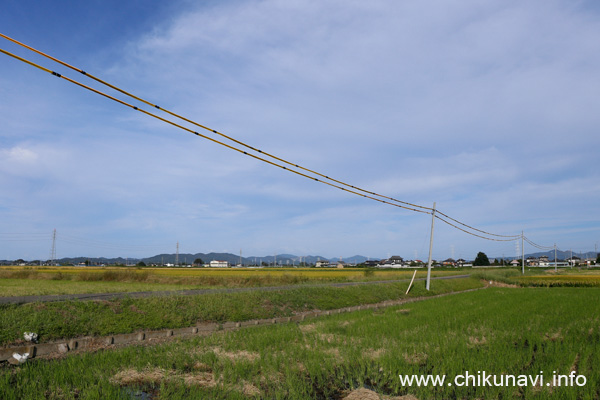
xmin=435 ymin=209 xmax=521 ymax=239
xmin=0 ymin=32 xmax=431 ymax=213
xmin=434 ymin=214 xmax=519 ymax=242
xmin=0 ymin=47 xmax=430 ymax=215
xmin=1 ymin=37 xmax=523 ymax=241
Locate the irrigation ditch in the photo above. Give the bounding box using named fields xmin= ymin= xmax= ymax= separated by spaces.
xmin=0 ymin=285 xmax=485 ymax=365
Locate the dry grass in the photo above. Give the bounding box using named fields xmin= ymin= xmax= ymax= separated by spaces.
xmin=467 ymin=336 xmax=488 ymax=347
xmin=403 ymin=352 xmax=428 ymax=365
xmin=342 ymin=388 xmax=420 ymax=400
xmin=544 ymin=329 xmax=563 ymax=342
xmin=210 ymin=347 xmax=260 ymax=362
xmin=111 ymin=367 xmax=218 ymax=388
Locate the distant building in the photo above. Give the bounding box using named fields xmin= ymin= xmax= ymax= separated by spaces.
xmin=209 ymin=260 xmax=230 ymax=268
xmin=538 ymin=255 xmax=550 ymax=267
xmin=526 ymin=257 xmax=539 ymax=266
xmin=363 ymin=260 xmax=380 ymax=267
xmin=442 ymin=258 xmax=456 ymax=267
xmin=315 ymin=260 xmax=329 ymax=268
xmin=379 ymin=256 xmax=406 ymax=268
xmin=566 ymin=256 xmax=581 ymax=266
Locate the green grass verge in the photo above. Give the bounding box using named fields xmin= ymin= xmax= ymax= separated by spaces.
xmin=0 ymin=278 xmax=481 ymax=347
xmin=471 ymin=268 xmax=600 ymax=288
xmin=0 ymin=279 xmax=205 ymax=297
xmin=1 ymin=287 xmax=598 ymax=399
xmin=0 ymin=268 xmax=466 ymax=296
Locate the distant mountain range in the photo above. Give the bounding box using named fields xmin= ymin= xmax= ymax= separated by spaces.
xmin=5 ymin=253 xmax=372 ymax=266
xmin=4 ymin=250 xmax=597 ymax=266
xmin=507 ymin=250 xmax=598 ymax=261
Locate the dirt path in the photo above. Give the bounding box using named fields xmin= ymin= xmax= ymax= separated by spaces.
xmin=0 ymin=274 xmax=470 ymax=305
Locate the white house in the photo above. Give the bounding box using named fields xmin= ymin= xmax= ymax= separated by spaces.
xmin=209 ymin=260 xmax=230 ymax=268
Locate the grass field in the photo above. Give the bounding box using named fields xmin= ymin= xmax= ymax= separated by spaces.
xmin=471 ymin=268 xmax=600 ymax=288
xmin=1 ymin=287 xmax=598 ymax=399
xmin=0 ymin=278 xmax=205 ymax=297
xmin=0 ymin=266 xmax=465 ymax=297
xmin=0 ymin=278 xmax=481 ymax=347
xmin=516 ymin=274 xmax=600 ymax=287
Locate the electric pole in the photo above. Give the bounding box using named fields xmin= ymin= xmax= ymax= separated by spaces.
xmin=521 ymin=231 xmax=525 ymax=274
xmin=50 ymin=228 xmax=57 ymax=265
xmin=426 ymin=202 xmax=436 ymax=291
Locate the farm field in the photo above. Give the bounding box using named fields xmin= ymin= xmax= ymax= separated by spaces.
xmin=1 ymin=287 xmax=598 ymax=399
xmin=0 ymin=267 xmax=465 ymax=297
xmin=516 ymin=274 xmax=600 ymax=287
xmin=0 ymin=278 xmax=481 ymax=347
xmin=472 ymin=268 xmax=600 ymax=288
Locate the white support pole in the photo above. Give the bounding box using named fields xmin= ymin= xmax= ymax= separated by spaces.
xmin=554 ymin=244 xmax=557 ymax=272
xmin=406 ymin=269 xmax=418 ymax=295
xmin=426 ymin=202 xmax=436 ymax=291
xmin=521 ymin=231 xmax=525 ymax=274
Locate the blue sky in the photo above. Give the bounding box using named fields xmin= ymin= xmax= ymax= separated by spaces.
xmin=1 ymin=0 xmax=599 ymax=261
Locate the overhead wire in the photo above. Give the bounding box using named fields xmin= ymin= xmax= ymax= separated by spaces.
xmin=434 ymin=214 xmax=520 ymax=242
xmin=0 ymin=32 xmax=432 ymax=214
xmin=0 ymin=46 xmax=430 ymax=215
xmin=0 ymin=35 xmax=533 ymax=242
xmin=0 ymin=232 xmax=51 ymax=242
xmin=435 ymin=210 xmax=521 ymax=239
xmin=523 ymin=236 xmax=555 ymax=251
xmin=59 ymin=233 xmax=165 ymax=252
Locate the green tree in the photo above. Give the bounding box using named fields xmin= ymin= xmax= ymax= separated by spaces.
xmin=473 ymin=252 xmax=490 ymax=266
xmin=596 ymin=253 xmax=600 ymax=264
xmin=193 ymin=258 xmax=204 ymax=266
xmin=136 ymin=261 xmax=146 ymax=267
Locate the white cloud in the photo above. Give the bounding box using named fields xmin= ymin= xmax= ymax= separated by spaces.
xmin=1 ymin=0 xmax=599 ymax=259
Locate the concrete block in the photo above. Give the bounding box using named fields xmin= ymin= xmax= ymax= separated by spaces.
xmin=170 ymin=327 xmax=192 ymax=337
xmin=0 ymin=348 xmax=14 ymax=362
xmin=196 ymin=323 xmax=219 ymax=332
xmin=34 ymin=343 xmax=57 ymax=357
xmin=222 ymin=321 xmax=239 ymax=330
xmin=57 ymin=343 xmax=69 ymax=354
xmin=113 ymin=333 xmax=137 ymax=345
xmin=145 ymin=331 xmax=164 ymax=340
xmin=0 ymin=345 xmax=34 ymax=362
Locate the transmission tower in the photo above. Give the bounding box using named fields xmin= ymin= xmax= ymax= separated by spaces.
xmin=175 ymin=241 xmax=179 ymax=266
xmin=50 ymin=229 xmax=56 ymax=265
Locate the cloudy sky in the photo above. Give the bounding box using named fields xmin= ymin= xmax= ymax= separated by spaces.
xmin=1 ymin=0 xmax=599 ymax=261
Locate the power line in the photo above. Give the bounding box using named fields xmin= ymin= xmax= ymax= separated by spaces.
xmin=0 ymin=32 xmax=432 ymax=214
xmin=434 ymin=214 xmax=519 ymax=242
xmin=0 ymin=45 xmax=431 ymax=215
xmin=435 ymin=210 xmax=521 ymax=239
xmin=523 ymin=235 xmax=555 ymax=251
xmin=0 ymin=35 xmax=527 ymax=243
